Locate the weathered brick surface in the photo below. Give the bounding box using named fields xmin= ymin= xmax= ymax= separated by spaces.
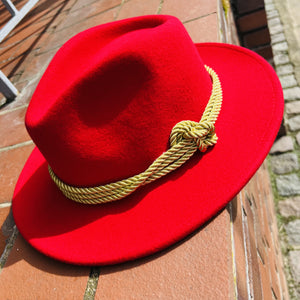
xmin=236 ymin=9 xmax=268 ymax=33
xmin=232 ymin=162 xmax=289 ymax=299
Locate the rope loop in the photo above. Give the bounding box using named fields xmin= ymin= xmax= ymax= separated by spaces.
xmin=48 ymin=65 xmax=223 ymax=204
xmin=170 ymin=120 xmax=217 ymax=152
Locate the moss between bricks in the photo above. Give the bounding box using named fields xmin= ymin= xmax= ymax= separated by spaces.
xmin=0 ymin=226 xmax=18 ymax=271
xmin=83 ymin=267 xmax=100 ymax=300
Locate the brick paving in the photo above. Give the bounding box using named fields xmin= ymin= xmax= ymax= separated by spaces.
xmin=0 ymin=0 xmax=291 ymax=299
xmin=0 ymin=1 xmax=226 ymax=298
xmin=266 ymin=0 xmax=300 ymax=298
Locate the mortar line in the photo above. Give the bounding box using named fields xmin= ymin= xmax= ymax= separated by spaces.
xmin=228 ymin=201 xmax=238 ymax=300
xmin=0 ymin=226 xmax=18 ymax=271
xmin=0 ymin=104 xmax=28 ymax=116
xmin=0 ymin=202 xmax=11 ymax=208
xmin=156 ymin=0 xmax=164 ymax=14
xmin=0 ymin=140 xmax=34 ymax=153
xmin=83 ymin=267 xmax=101 ymax=300
xmin=182 ymin=12 xmax=217 ymax=24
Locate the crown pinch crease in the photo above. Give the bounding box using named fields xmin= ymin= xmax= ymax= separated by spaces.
xmin=48 ymin=65 xmax=223 ymax=205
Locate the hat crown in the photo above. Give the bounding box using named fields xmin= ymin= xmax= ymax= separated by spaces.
xmin=25 ymin=15 xmax=212 ymax=187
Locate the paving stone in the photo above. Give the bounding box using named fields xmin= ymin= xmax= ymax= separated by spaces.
xmin=286 ymin=101 xmax=300 ymax=114
xmin=266 ymin=9 xmax=279 ymax=19
xmin=274 ymin=53 xmax=290 ymax=65
xmin=269 ymin=23 xmax=284 ymax=35
xmin=289 ymin=251 xmax=300 ymax=284
xmin=276 ymin=64 xmax=294 ymax=76
xmin=270 ymin=153 xmax=299 ymax=174
xmin=283 ymin=86 xmax=300 ymax=100
xmin=288 ymin=115 xmax=300 ymax=131
xmin=272 ymin=41 xmax=289 ymax=53
xmin=268 ymin=17 xmax=281 ymax=27
xmin=295 ymin=66 xmax=300 ymax=86
xmin=278 ymin=197 xmax=300 ymax=218
xmin=270 ymin=135 xmax=294 ymax=153
xmin=276 ymin=174 xmax=300 ymax=196
xmin=296 ymin=132 xmax=300 ymax=145
xmin=271 ymin=32 xmax=286 ymax=44
xmin=285 ymin=220 xmax=300 ymax=246
xmin=265 ymin=3 xmax=276 ymax=11
xmin=279 ymin=74 xmax=298 ymax=88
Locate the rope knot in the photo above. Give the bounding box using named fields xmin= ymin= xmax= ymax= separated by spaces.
xmin=170 ymin=120 xmax=218 ymax=152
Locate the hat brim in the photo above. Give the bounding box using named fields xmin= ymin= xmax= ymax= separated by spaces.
xmin=12 ymin=43 xmax=283 ymax=265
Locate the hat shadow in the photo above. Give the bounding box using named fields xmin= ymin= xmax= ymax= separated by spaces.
xmin=6 ymin=149 xmax=220 ymax=273
xmin=3 ymin=204 xmax=224 ymax=277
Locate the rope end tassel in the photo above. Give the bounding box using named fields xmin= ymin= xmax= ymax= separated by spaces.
xmin=48 ymin=65 xmax=223 ymax=204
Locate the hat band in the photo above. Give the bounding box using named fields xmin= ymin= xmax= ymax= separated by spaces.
xmin=48 ymin=65 xmax=222 ymax=205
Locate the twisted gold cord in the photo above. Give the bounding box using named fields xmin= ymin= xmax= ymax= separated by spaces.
xmin=48 ymin=65 xmax=223 ymax=204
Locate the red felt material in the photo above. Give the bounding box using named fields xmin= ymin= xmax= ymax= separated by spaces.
xmin=12 ymin=15 xmax=283 ymax=265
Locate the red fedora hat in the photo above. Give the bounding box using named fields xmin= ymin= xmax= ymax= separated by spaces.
xmin=12 ymin=15 xmax=283 ymax=265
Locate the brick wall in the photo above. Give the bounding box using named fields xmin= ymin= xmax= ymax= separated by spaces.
xmin=231 ymin=163 xmax=289 ymax=299
xmin=231 ymin=0 xmax=273 ymax=63
xmin=221 ymin=4 xmax=289 ymax=299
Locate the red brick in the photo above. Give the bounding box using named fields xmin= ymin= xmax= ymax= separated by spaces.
xmin=0 ymin=54 xmax=25 ymax=77
xmin=23 ymin=0 xmax=77 ymax=23
xmin=235 ymin=0 xmax=265 ymax=15
xmin=0 ymin=143 xmax=34 ymax=203
xmin=268 ymin=247 xmax=281 ymax=300
xmin=184 ymin=13 xmax=219 ymax=42
xmin=1 ymin=78 xmax=39 ymax=111
xmin=243 ymin=27 xmax=271 ymax=48
xmin=253 ymin=44 xmax=273 ymax=60
xmin=279 ymin=264 xmax=289 ymax=299
xmin=57 ymin=0 xmax=121 ymax=30
xmin=117 ymin=0 xmax=161 ymax=20
xmin=1 ymin=16 xmax=49 ymax=48
xmin=0 ymin=206 xmax=11 ymax=256
xmin=18 ymin=48 xmax=56 ymax=82
xmin=231 ymin=196 xmax=249 ymax=300
xmin=0 ymin=235 xmax=90 ymax=299
xmin=257 ymin=259 xmax=273 ymax=300
xmin=72 ymin=0 xmax=121 ymax=12
xmin=39 ymin=8 xmax=117 ymax=53
xmin=242 ymin=191 xmax=263 ymax=299
xmin=161 ymin=0 xmax=217 ymax=23
xmin=96 ymin=209 xmax=235 ymax=299
xmin=0 ymin=43 xmax=19 ymax=63
xmin=0 ymin=107 xmax=30 ymax=148
xmin=71 ymin=0 xmax=121 ymax=15
xmin=236 ymin=9 xmax=268 ymax=33
xmin=0 ymin=0 xmax=28 ymax=29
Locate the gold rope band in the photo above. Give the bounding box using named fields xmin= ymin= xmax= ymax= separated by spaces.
xmin=48 ymin=65 xmax=223 ymax=205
